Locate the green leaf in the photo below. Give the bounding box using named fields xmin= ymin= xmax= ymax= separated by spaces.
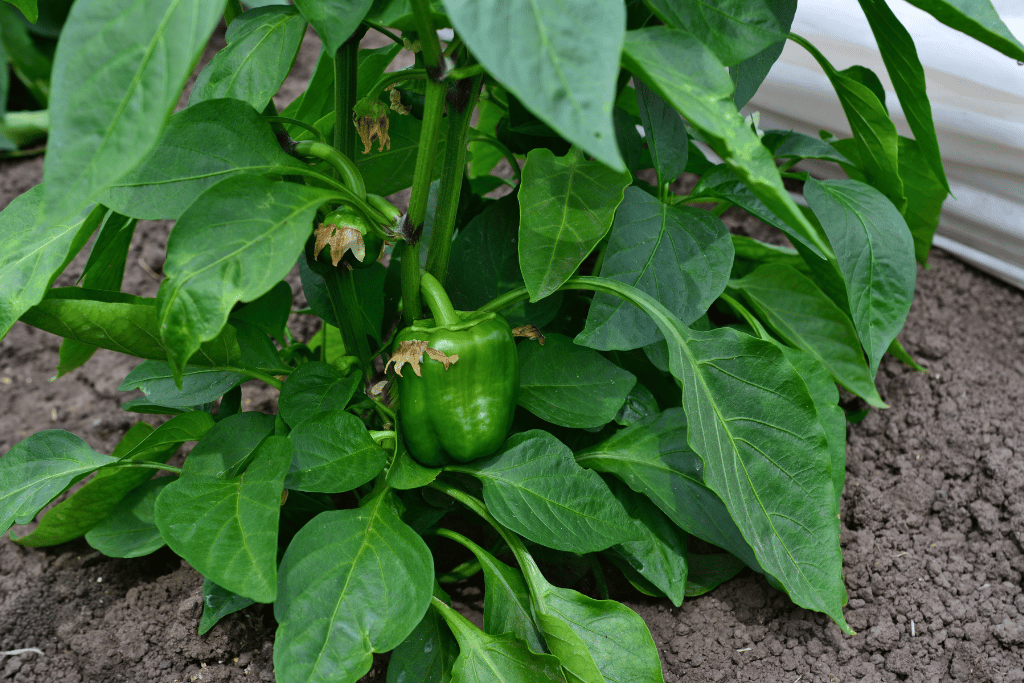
xmin=693 ymin=164 xmax=825 ymax=258
xmin=730 ymin=263 xmax=886 ymax=407
xmin=355 ymin=111 xmax=448 ymax=196
xmin=84 ymin=477 xmax=173 ymax=559
xmin=897 ymin=136 xmax=946 ymax=264
xmin=685 ymin=553 xmax=746 ymax=597
xmin=446 ymin=532 xmax=547 ymax=655
xmin=286 ymin=410 xmax=386 ymax=493
xmin=157 ymin=176 xmax=337 ymax=378
xmin=575 ymin=409 xmax=761 ymax=573
xmin=517 ymin=333 xmax=636 ymax=429
xmin=42 ymin=0 xmax=223 ymax=222
xmin=622 ymin=26 xmax=828 ymax=257
xmin=20 ymin=290 xmax=243 ymax=368
xmin=794 ymin=37 xmax=905 ymax=212
xmin=730 ymin=24 xmax=793 ymax=110
xmin=468 ymin=94 xmax=506 ymax=178
xmin=803 ymin=177 xmax=916 ymax=378
xmin=518 ymin=147 xmax=631 ymax=301
xmin=447 ymin=195 xmax=562 ymax=328
xmin=604 ymin=477 xmax=688 ymax=607
xmin=902 ymin=0 xmax=1024 ymax=62
xmin=119 ymin=412 xmax=216 ymax=461
xmin=179 ymin=412 xmax=276 ymax=479
xmin=0 ymin=188 xmax=103 ymax=340
xmin=519 ymin=553 xmax=663 ymax=683
xmin=386 ymin=596 xmax=458 ymax=683
xmin=4 ymin=0 xmax=37 ymax=24
xmin=155 ymin=435 xmax=291 ymax=603
xmin=357 ymin=42 xmax=404 ymax=99
xmin=443 ymin=0 xmax=626 ymax=171
xmin=190 ymin=5 xmax=307 ymax=111
xmin=576 ymin=186 xmax=733 ymax=350
xmin=646 ymin=0 xmax=794 ymax=66
xmin=11 ymin=422 xmax=179 ymax=547
xmin=635 ymin=80 xmax=688 ymax=187
xmin=197 ymin=578 xmax=257 ymax=636
xmin=294 ymin=0 xmax=372 ymax=54
xmin=385 ymin=438 xmax=441 ymax=491
xmin=462 ymin=431 xmax=638 ymax=554
xmin=278 ymin=361 xmax=361 ymax=427
xmin=615 ymin=381 xmax=660 ymax=426
xmin=274 ymin=494 xmax=434 ymax=683
xmin=119 ymin=361 xmax=247 ymax=409
xmin=280 ymin=46 xmax=334 ymax=136
xmin=432 ymin=599 xmax=567 ymax=683
xmin=762 ymin=129 xmax=852 ymax=165
xmin=0 ymin=430 xmax=117 ymax=536
xmin=102 ymin=99 xmax=309 ymax=221
xmin=229 ymin=280 xmax=293 ymax=344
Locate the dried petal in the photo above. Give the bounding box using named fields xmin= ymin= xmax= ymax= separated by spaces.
xmin=314 ymin=222 xmax=365 ymax=267
xmin=385 ymin=340 xmax=460 ymax=377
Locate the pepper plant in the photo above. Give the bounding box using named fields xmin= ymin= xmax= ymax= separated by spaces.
xmin=2 ymin=0 xmax=1022 ymax=681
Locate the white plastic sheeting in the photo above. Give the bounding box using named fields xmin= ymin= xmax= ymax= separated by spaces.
xmin=746 ymin=0 xmax=1024 ymax=289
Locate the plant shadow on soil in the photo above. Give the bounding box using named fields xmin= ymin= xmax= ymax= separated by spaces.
xmin=3 ymin=28 xmax=1024 ymax=683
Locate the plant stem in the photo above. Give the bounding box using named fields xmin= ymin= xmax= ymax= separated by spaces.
xmin=322 ymin=266 xmax=373 ymax=382
xmin=109 ymin=461 xmax=183 ymax=475
xmin=335 ymin=28 xmax=366 ymax=161
xmin=409 ymin=0 xmax=444 ymax=74
xmin=424 ymin=71 xmax=483 ymax=283
xmin=418 ymin=271 xmax=460 ymax=326
xmin=363 ymin=69 xmax=428 ymax=103
xmin=467 ymin=130 xmax=521 ymax=183
xmin=292 ymin=140 xmax=366 ymax=199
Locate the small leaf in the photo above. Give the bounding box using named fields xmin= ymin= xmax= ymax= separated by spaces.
xmin=197 ymin=578 xmax=257 ymax=636
xmin=386 ymin=596 xmax=458 ymax=683
xmin=279 ymin=362 xmax=361 ymax=427
xmin=155 ymin=435 xmax=292 ymax=603
xmin=517 ymin=333 xmax=636 ymax=429
xmin=518 ymin=147 xmax=631 ymax=301
xmin=294 ymin=0 xmax=373 ymax=55
xmin=119 ymin=361 xmax=247 ymax=409
xmin=274 ymin=494 xmax=434 ymax=683
xmin=685 ymin=553 xmax=747 ymax=597
xmin=85 ymin=477 xmax=173 ymax=559
xmin=0 ymin=431 xmax=117 ymax=535
xmin=635 ymin=80 xmax=689 ymax=186
xmin=463 ymin=431 xmax=639 ymax=554
xmin=285 ymin=410 xmax=386 ymax=493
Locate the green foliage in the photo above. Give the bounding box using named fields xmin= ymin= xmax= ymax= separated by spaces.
xmin=3 ymin=0 xmax=1011 ymax=679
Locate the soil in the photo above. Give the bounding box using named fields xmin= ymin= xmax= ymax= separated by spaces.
xmin=3 ymin=24 xmax=1024 ymax=683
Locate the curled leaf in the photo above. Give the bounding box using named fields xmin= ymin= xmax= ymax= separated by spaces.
xmin=387 ymin=85 xmax=412 ymax=115
xmin=386 ymin=340 xmax=459 ymax=377
xmin=314 ymin=222 xmax=364 ymax=267
xmin=512 ymin=325 xmax=546 ymax=345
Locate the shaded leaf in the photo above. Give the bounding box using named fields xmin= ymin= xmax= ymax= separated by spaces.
xmin=279 ymin=361 xmax=361 ymax=427
xmin=294 ymin=0 xmax=373 ymax=54
xmin=119 ymin=361 xmax=247 ymax=409
xmin=902 ymin=0 xmax=1024 ymax=62
xmin=286 ymin=409 xmax=386 ymax=493
xmin=197 ymin=578 xmax=257 ymax=636
xmin=85 ymin=477 xmax=173 ymax=559
xmin=635 ymin=80 xmax=688 ymax=186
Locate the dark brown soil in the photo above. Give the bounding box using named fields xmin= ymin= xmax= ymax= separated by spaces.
xmin=3 ymin=26 xmax=1024 ymax=683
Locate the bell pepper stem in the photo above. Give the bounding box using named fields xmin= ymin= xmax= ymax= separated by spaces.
xmin=418 ymin=272 xmax=461 ymax=326
xmin=292 ymin=140 xmax=366 ymax=200
xmin=335 ymin=28 xmax=366 ymax=162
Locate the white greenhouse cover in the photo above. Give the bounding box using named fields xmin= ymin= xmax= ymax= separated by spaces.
xmin=746 ymin=0 xmax=1024 ymax=289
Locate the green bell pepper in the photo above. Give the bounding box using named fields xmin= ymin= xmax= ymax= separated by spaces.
xmin=389 ymin=273 xmax=519 ymax=466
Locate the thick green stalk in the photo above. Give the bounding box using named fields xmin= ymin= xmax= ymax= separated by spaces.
xmin=292 ymin=140 xmax=366 ymax=199
xmin=418 ymin=272 xmax=460 ymax=326
xmin=424 ymin=72 xmax=483 ymax=283
xmin=409 ymin=0 xmax=444 ymax=73
xmin=334 ymin=30 xmax=365 ymax=161
xmin=322 ymin=267 xmax=373 ymax=382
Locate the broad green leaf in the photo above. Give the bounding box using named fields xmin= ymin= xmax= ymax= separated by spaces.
xmin=762 ymin=129 xmax=852 ymax=165
xmin=432 ymin=598 xmax=567 ymax=683
xmin=278 ymin=361 xmax=361 ymax=427
xmin=794 ymin=37 xmax=905 ymax=212
xmin=43 ymin=0 xmax=223 ymax=222
xmin=0 ymin=430 xmax=117 ymax=535
xmin=517 ymin=333 xmax=636 ymax=429
xmin=4 ymin=0 xmax=37 ymax=24
xmin=365 ymin=0 xmax=449 ymax=32
xmin=286 ymin=410 xmax=386 ymax=493
xmin=447 ymin=195 xmax=562 ymax=328
xmin=857 ymin=0 xmax=948 ymax=192
xmin=902 ymin=0 xmax=1024 ymax=62
xmin=280 ymin=46 xmax=334 ymax=134
xmin=518 ymin=147 xmax=631 ymax=301
xmin=20 ymin=289 xmax=243 ymax=368
xmin=781 ymin=347 xmax=846 ymax=513
xmin=446 ymin=532 xmax=546 ymax=655
xmin=730 ymin=24 xmax=793 ymax=110
xmin=385 ymin=438 xmax=441 ymax=491
xmin=119 ymin=411 xmax=216 ymax=461
xmin=730 ymin=263 xmax=886 ymax=407
xmin=157 ymin=176 xmax=337 ymax=378
xmin=576 ymin=187 xmax=733 ymax=350
xmin=685 ymin=553 xmax=746 ymax=597
xmin=443 ymin=0 xmax=626 ymax=171
xmin=181 ymin=411 xmax=276 ymax=479
xmin=102 ymin=99 xmax=309 ymax=221
xmin=646 ymin=0 xmax=794 ymax=66
xmin=229 ymin=280 xmax=293 ymax=343
xmin=0 ymin=3 xmax=50 ymax=107
xmin=635 ymin=81 xmax=688 ymax=186
xmin=387 ymin=596 xmax=458 ymax=683
xmin=0 ymin=187 xmax=103 ymax=339
xmin=84 ymin=477 xmax=172 ymax=558
xmin=462 ymin=431 xmax=638 ymax=554
xmin=897 ymin=136 xmax=946 ymax=264
xmin=575 ymin=409 xmax=760 ymax=573
xmin=155 ymin=435 xmax=292 ymax=603
xmin=519 ymin=554 xmax=663 ymax=683
xmin=803 ymin=177 xmax=916 ymax=378
xmin=190 ymin=5 xmax=307 ymax=111
xmin=622 ymin=26 xmax=828 ymax=257
xmin=274 ymin=494 xmax=434 ymax=683
xmin=357 ymin=42 xmax=404 ymax=99
xmin=294 ymin=0 xmax=372 ymax=54
xmin=119 ymin=361 xmax=247 ymax=409
xmin=11 ymin=422 xmax=178 ymax=547
xmin=197 ymin=578 xmax=257 ymax=636
xmin=692 ymin=164 xmax=825 ymax=258
xmin=604 ymin=477 xmax=688 ymax=607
